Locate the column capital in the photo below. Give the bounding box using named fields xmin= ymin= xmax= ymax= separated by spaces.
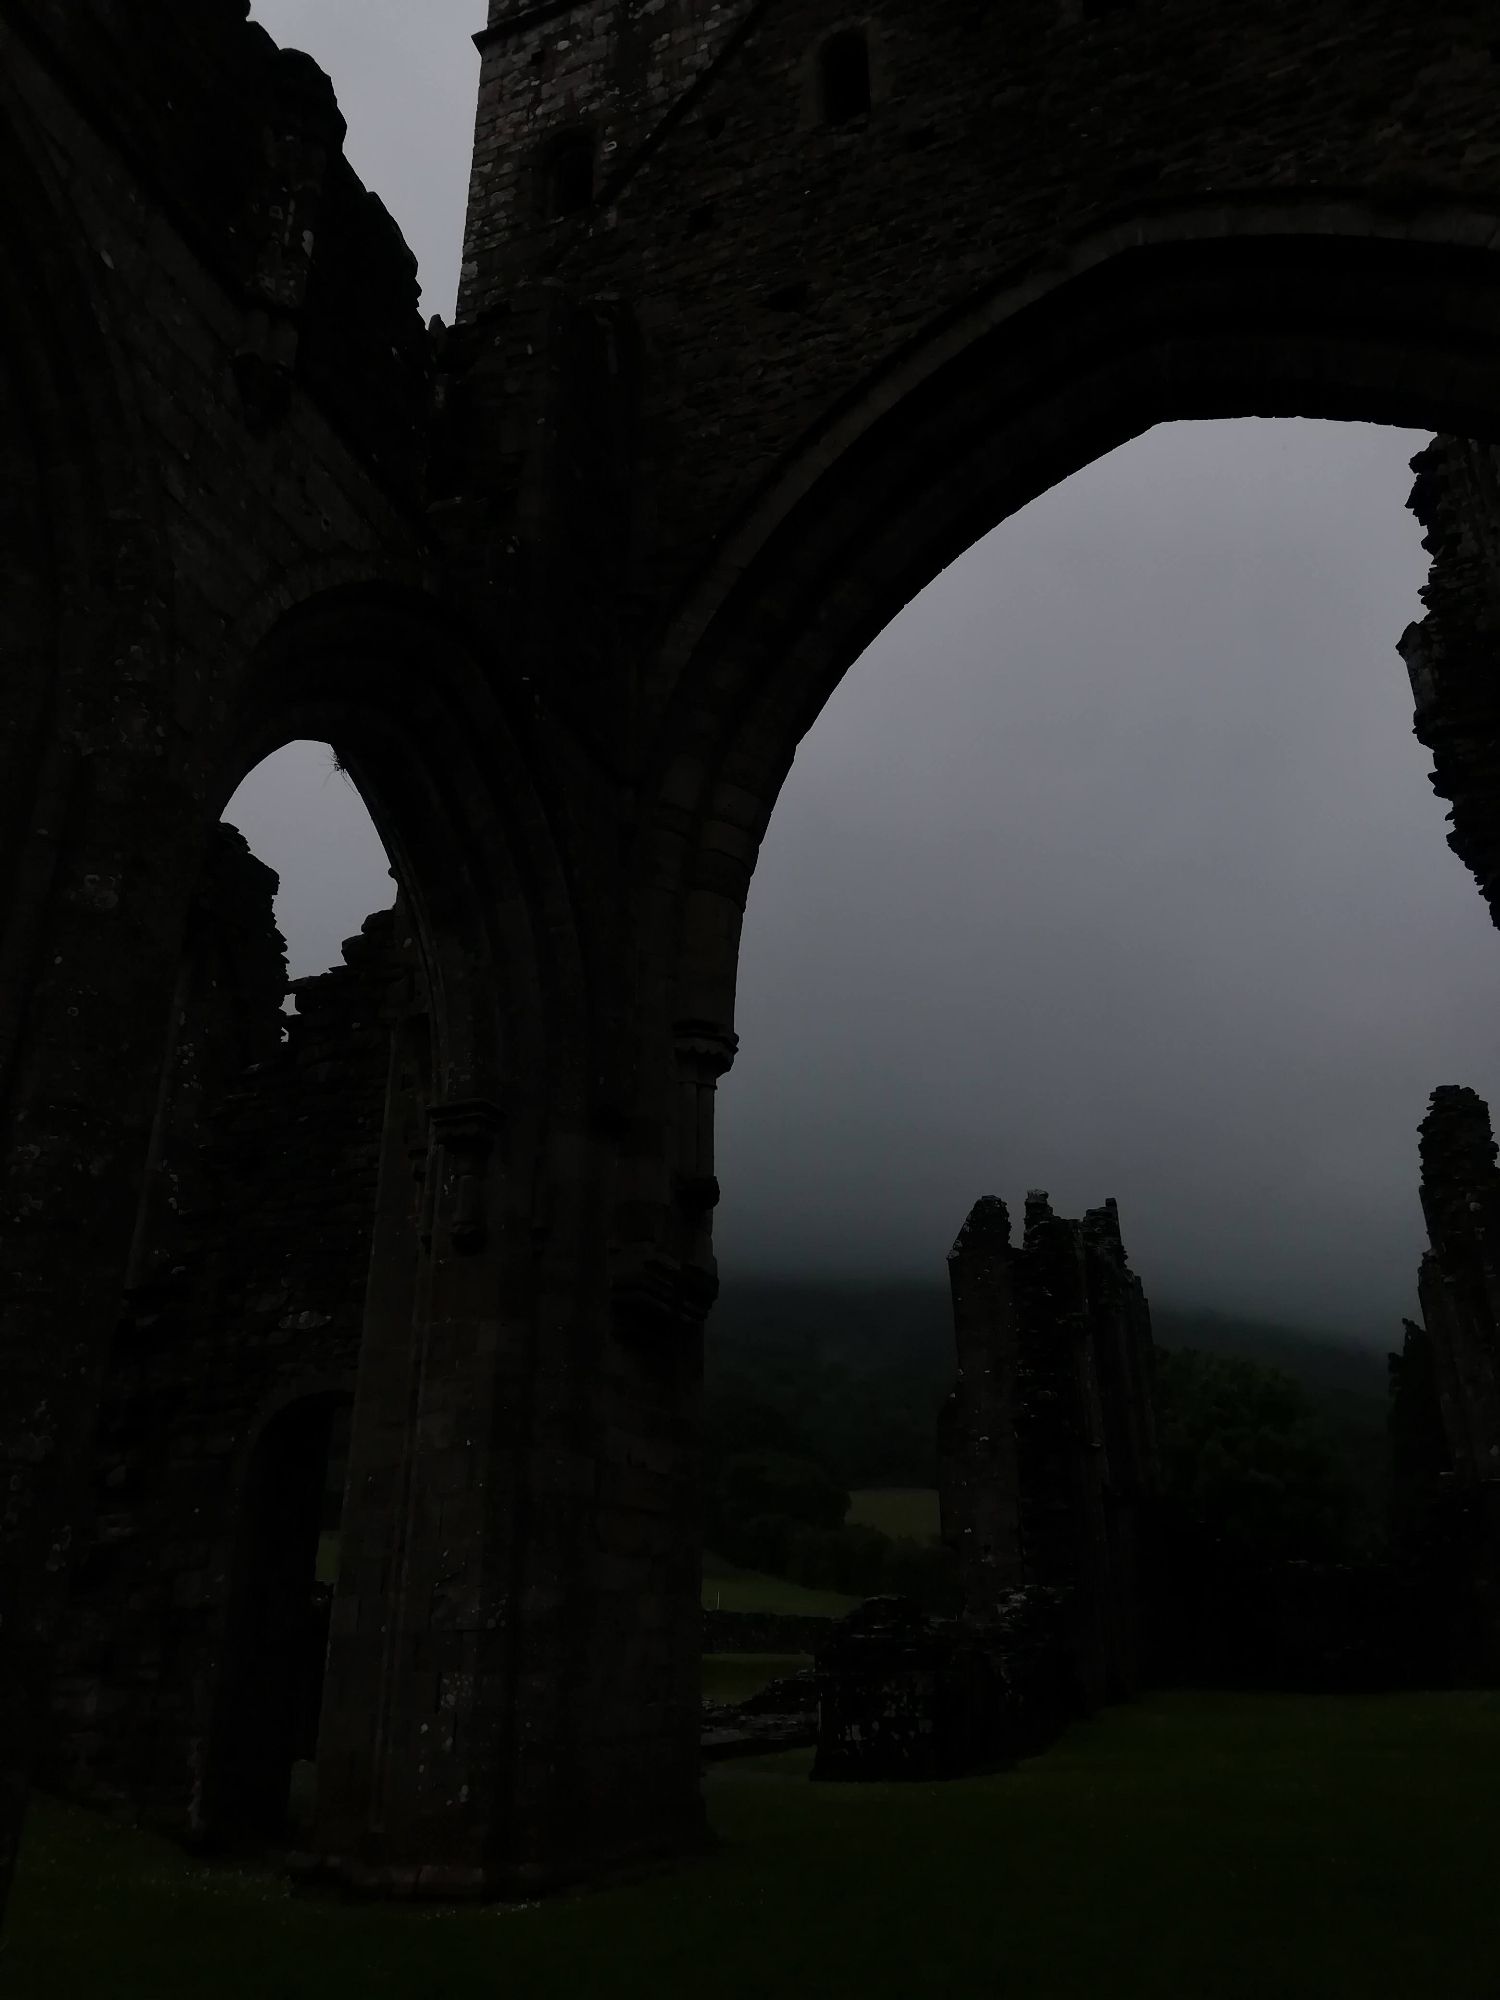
xmin=672 ymin=1018 xmax=737 ymax=1080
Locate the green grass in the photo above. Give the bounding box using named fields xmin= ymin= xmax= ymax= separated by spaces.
xmin=701 ymin=1653 xmax=812 ymax=1705
xmin=11 ymin=1694 xmax=1500 ymax=1998
xmin=847 ymin=1486 xmax=941 ymax=1540
xmin=701 ymin=1552 xmax=857 ymax=1616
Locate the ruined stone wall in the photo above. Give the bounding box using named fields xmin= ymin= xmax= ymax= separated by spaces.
xmin=1400 ymin=438 xmax=1500 ymax=928
xmin=0 ymin=0 xmax=434 ymax=1399
xmin=1390 ymin=1085 xmax=1500 ymax=1680
xmin=8 ymin=1 xmax=431 ymax=481
xmin=1079 ymin=1198 xmax=1158 ymax=1694
xmin=1415 ymin=1087 xmax=1500 ymax=1488
xmin=1387 ymin=1316 xmax=1481 ymax=1683
xmin=938 ymin=1196 xmax=1024 ymax=1598
xmin=47 ymin=829 xmax=416 ymax=1833
xmin=939 ymin=1189 xmax=1159 ymax=1708
xmin=0 ymin=3 xmax=455 ymax=1894
xmin=125 ymin=828 xmax=288 ymax=1284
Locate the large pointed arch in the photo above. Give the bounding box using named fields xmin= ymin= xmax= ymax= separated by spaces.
xmin=645 ymin=210 xmax=1500 ymax=1029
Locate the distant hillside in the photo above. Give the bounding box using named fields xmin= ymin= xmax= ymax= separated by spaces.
xmin=711 ymin=1273 xmax=1390 ymax=1398
xmin=1149 ymin=1305 xmax=1388 ymax=1409
xmin=712 ymin=1274 xmax=952 ymax=1373
xmin=708 ymin=1273 xmax=1393 ymax=1513
xmin=1150 ymin=1306 xmax=1392 ymax=1538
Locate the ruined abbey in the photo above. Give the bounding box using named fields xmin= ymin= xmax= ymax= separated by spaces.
xmin=6 ymin=0 xmax=1500 ymax=1920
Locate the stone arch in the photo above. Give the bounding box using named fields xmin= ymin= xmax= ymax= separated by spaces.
xmin=218 ymin=578 xmax=588 ymax=1105
xmin=189 ymin=583 xmax=626 ymax=1890
xmin=646 ymin=212 xmax=1500 ymax=1035
xmin=45 ymin=574 xmax=603 ymax=1872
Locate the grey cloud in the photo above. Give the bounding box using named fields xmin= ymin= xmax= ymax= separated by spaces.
xmin=716 ymin=418 xmax=1499 ymax=1341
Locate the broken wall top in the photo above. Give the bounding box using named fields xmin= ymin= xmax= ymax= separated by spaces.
xmin=9 ymin=0 xmax=432 ymax=487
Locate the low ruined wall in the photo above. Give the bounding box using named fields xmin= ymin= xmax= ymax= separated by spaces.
xmin=702 ymin=1609 xmax=835 ymax=1655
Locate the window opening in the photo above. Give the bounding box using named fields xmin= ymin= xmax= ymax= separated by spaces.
xmin=819 ymin=28 xmax=871 ymax=126
xmin=540 ymin=129 xmax=595 ymax=218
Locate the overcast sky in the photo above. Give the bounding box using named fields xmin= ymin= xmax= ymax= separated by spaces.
xmin=235 ymin=4 xmax=1500 ymax=1342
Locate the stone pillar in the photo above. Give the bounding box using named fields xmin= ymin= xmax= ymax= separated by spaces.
xmin=1389 ymin=1318 xmax=1449 ymax=1523
xmin=309 ymin=1089 xmax=516 ymax=1896
xmin=306 ymin=980 xmax=432 ymax=1872
xmin=1387 ymin=1316 xmax=1474 ymax=1681
xmin=1080 ymin=1198 xmax=1159 ymax=1694
xmin=939 ymin=1196 xmax=1023 ymax=1609
xmin=1014 ymin=1192 xmax=1113 ymax=1710
xmin=1416 ymin=1088 xmax=1500 ymax=1471
xmin=1409 ymin=1085 xmax=1500 ymax=1674
xmin=938 ymin=1185 xmax=1158 ymax=1710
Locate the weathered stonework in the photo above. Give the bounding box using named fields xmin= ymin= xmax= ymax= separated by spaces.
xmin=940 ymin=1191 xmax=1158 ymax=1707
xmin=46 ymin=826 xmax=412 ymax=1839
xmin=1389 ymin=1087 xmax=1500 ymax=1679
xmin=7 ymin=0 xmax=1500 ymax=1917
xmin=1400 ymin=440 xmax=1500 ymax=923
xmin=824 ymin=1191 xmax=1157 ymax=1785
xmin=1415 ymin=1089 xmax=1500 ymax=1493
xmin=812 ymin=1588 xmax=1076 ymax=1783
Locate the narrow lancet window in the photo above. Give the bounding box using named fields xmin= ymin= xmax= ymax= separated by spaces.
xmin=539 ymin=129 xmax=595 ymax=218
xmin=819 ymin=28 xmax=871 ymax=126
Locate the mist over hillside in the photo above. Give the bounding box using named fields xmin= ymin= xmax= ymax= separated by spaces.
xmin=707 ymin=1272 xmax=1392 ymax=1505
xmin=710 ymin=1271 xmax=1392 ymax=1393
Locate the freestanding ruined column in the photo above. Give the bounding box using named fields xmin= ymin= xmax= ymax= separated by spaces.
xmin=1013 ymin=1192 xmax=1115 ymax=1710
xmin=1079 ymin=1198 xmax=1159 ymax=1696
xmin=1416 ymin=1088 xmax=1500 ymax=1480
xmin=939 ymin=1187 xmax=1159 ymax=1708
xmin=1403 ymin=1086 xmax=1500 ymax=1674
xmin=939 ymin=1197 xmax=1024 ymax=1610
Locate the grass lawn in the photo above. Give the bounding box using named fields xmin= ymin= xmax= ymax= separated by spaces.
xmin=701 ymin=1551 xmax=856 ymax=1616
xmin=847 ymin=1486 xmax=941 ymax=1541
xmin=701 ymin=1652 xmax=811 ymax=1705
xmin=10 ymin=1693 xmax=1500 ymax=1999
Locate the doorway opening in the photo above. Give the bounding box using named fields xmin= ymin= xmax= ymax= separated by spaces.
xmin=212 ymin=1396 xmax=351 ymax=1843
